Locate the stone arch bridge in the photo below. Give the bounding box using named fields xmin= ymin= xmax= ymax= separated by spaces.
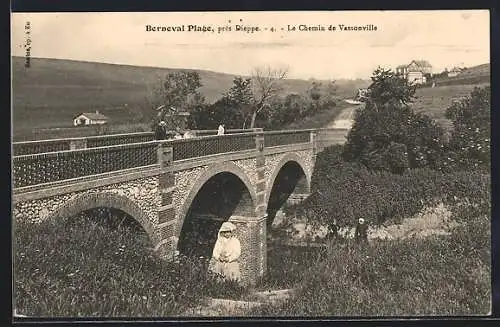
xmin=12 ymin=128 xmax=347 ymax=285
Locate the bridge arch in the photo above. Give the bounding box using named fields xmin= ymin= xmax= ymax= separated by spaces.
xmin=48 ymin=192 xmax=157 ymax=243
xmin=175 ymin=161 xmax=257 ymax=258
xmin=265 ymin=153 xmax=311 ymax=224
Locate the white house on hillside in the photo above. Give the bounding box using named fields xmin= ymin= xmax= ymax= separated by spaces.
xmin=396 ymin=60 xmax=433 ymax=85
xmin=73 ymin=111 xmax=108 ymax=126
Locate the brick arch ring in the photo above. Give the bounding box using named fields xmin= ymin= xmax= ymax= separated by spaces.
xmin=48 ymin=192 xmax=158 ymax=244
xmin=264 ymin=152 xmax=312 ymax=207
xmin=175 ymin=161 xmax=258 ymax=240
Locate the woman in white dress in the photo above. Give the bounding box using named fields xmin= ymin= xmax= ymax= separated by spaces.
xmin=209 ymin=222 xmax=241 ymax=282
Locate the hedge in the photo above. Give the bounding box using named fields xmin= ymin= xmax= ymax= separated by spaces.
xmin=293 ymin=145 xmax=490 ymax=227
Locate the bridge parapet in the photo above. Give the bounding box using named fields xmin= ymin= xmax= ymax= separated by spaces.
xmin=264 ymin=129 xmax=312 ymax=147
xmin=13 ymin=128 xmax=264 ymax=156
xmin=13 ymin=141 xmax=159 ymax=189
xmin=13 ymin=128 xmax=348 ymax=193
xmin=170 ymin=132 xmax=257 ymax=161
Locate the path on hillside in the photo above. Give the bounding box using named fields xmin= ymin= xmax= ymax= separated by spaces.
xmin=327 ymin=104 xmax=362 ymax=129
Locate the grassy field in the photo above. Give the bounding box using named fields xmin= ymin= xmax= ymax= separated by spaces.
xmin=411 ymin=82 xmax=490 ymax=131
xmin=12 ymin=57 xmax=369 ymax=139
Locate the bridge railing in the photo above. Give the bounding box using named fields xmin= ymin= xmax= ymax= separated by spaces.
xmin=263 ymin=129 xmax=312 ymax=147
xmin=12 ymin=138 xmax=72 ymax=156
xmin=13 ymin=128 xmax=264 ymax=156
xmin=171 ymin=132 xmax=258 ymax=161
xmin=85 ymin=132 xmax=156 ymax=148
xmin=315 ymin=127 xmax=349 ymax=149
xmin=12 ymin=132 xmax=155 ymax=156
xmin=13 ymin=128 xmax=347 ymax=190
xmin=13 ymin=141 xmax=159 ymax=188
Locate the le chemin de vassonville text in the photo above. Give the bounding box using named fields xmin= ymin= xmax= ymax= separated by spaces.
xmin=145 ymin=24 xmax=378 ymax=33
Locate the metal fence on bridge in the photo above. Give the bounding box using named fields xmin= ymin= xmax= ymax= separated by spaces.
xmin=12 ymin=128 xmax=347 ymax=189
xmin=172 ymin=133 xmax=257 ymax=161
xmin=13 ymin=142 xmax=159 ymax=188
xmin=12 ymin=128 xmax=264 ymax=156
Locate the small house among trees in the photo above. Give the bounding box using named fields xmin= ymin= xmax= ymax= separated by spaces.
xmin=396 ymin=60 xmax=433 ymax=85
xmin=73 ymin=111 xmax=108 ymax=126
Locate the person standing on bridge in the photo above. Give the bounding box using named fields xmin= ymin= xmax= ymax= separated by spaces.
xmin=173 ymin=127 xmax=183 ymax=140
xmin=209 ymin=221 xmax=241 ymax=282
xmin=217 ymin=123 xmax=225 ymax=136
xmin=155 ymin=121 xmax=167 ymax=140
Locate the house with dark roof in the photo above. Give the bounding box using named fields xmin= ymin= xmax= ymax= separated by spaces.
xmin=73 ymin=111 xmax=108 ymax=126
xmin=396 ymin=60 xmax=433 ymax=85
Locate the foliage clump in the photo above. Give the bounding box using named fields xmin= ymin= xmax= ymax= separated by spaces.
xmin=343 ymin=67 xmax=447 ymax=173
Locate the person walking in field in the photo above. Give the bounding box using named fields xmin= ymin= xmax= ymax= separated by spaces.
xmin=217 ymin=124 xmax=225 ymax=136
xmin=209 ymin=222 xmax=241 ymax=282
xmin=355 ymin=218 xmax=368 ymax=244
xmin=327 ymin=219 xmax=339 ymax=240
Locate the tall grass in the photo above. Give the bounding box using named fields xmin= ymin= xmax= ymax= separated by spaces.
xmin=13 ymin=209 xmax=246 ymax=317
xmin=253 ymin=203 xmax=491 ymax=316
xmin=256 ymin=242 xmax=326 ymax=291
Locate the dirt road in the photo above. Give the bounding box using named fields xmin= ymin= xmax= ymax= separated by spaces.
xmin=327 ymin=104 xmax=362 ymax=129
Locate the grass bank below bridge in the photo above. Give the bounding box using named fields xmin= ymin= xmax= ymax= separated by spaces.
xmin=251 ymin=207 xmax=490 ymax=316
xmin=13 ymin=202 xmax=490 ymax=317
xmin=13 ymin=210 xmax=248 ymax=317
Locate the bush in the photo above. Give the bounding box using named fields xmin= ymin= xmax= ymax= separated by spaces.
xmin=445 ymin=86 xmax=490 ymax=170
xmin=13 ymin=210 xmax=247 ymax=317
xmin=190 ymin=98 xmax=247 ymax=130
xmin=297 ymin=145 xmax=490 ymax=227
xmin=343 ymin=67 xmax=447 ymax=172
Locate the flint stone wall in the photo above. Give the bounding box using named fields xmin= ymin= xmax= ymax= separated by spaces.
xmin=264 ymin=150 xmax=315 ymax=191
xmin=13 ymin=176 xmax=160 ymax=226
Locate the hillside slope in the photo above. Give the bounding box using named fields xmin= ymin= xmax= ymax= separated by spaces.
xmin=12 ymin=57 xmax=369 ymax=133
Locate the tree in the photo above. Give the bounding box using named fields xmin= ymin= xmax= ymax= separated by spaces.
xmin=324 ymin=80 xmax=338 ymax=99
xmin=308 ymin=80 xmax=323 ymax=101
xmin=226 ymin=77 xmax=254 ymax=128
xmin=343 ymin=67 xmax=446 ymax=173
xmin=190 ymin=77 xmax=252 ymax=129
xmin=246 ymin=65 xmax=289 ymax=128
xmin=266 ymin=93 xmax=310 ymax=128
xmin=226 ymin=77 xmax=253 ymax=108
xmin=191 ymin=97 xmax=246 ymax=130
xmin=147 ymin=71 xmax=205 ymax=126
xmin=367 ymin=67 xmax=416 ymax=106
xmin=445 ymin=86 xmax=490 ymax=169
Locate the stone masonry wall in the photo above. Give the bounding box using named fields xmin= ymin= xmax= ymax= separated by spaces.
xmin=233 ymin=158 xmax=259 ymax=186
xmin=171 ymin=165 xmax=209 ymax=234
xmin=264 ymin=150 xmax=316 ymax=191
xmin=13 ymin=176 xmax=160 ymax=226
xmin=229 ymin=216 xmax=267 ymax=286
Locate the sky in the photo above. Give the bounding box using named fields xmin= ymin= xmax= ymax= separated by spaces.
xmin=11 ymin=10 xmax=490 ymax=80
